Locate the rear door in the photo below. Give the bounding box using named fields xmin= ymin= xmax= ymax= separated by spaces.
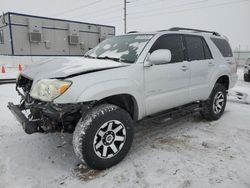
xmin=184 ymin=35 xmax=214 ymax=101
xmin=144 ymin=34 xmax=191 ymax=116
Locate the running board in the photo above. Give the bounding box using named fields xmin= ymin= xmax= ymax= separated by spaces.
xmin=141 ymin=102 xmax=203 ymax=124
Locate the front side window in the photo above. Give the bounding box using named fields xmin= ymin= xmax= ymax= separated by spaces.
xmin=211 ymin=38 xmax=233 ymax=57
xmin=85 ymin=34 xmax=153 ymax=63
xmin=0 ymin=30 xmax=4 ymax=44
xmin=150 ymin=35 xmax=184 ymax=63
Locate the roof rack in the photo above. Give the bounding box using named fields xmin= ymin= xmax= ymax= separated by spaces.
xmin=167 ymin=27 xmax=220 ymax=36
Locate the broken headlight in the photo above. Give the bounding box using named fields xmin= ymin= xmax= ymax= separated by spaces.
xmin=30 ymin=79 xmax=72 ymax=102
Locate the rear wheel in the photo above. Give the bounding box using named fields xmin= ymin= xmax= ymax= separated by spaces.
xmin=201 ymin=83 xmax=227 ymax=121
xmin=73 ymin=104 xmax=134 ymax=170
xmin=244 ymin=73 xmax=250 ymax=82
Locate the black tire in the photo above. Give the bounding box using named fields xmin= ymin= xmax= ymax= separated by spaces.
xmin=201 ymin=83 xmax=227 ymax=121
xmin=73 ymin=104 xmax=134 ymax=170
xmin=244 ymin=73 xmax=250 ymax=82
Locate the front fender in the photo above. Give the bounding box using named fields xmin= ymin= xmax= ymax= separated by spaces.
xmin=77 ymin=79 xmax=145 ymax=119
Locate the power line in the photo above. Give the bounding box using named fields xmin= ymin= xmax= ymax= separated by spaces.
xmin=128 ymin=0 xmax=167 ymax=8
xmin=68 ymin=3 xmax=122 ymax=20
xmin=128 ymin=0 xmax=249 ymax=20
xmin=86 ymin=0 xmax=224 ymax=23
xmin=128 ymin=0 xmax=208 ymax=15
xmin=68 ymin=0 xmax=215 ymax=23
xmin=127 ymin=0 xmax=190 ymax=8
xmin=61 ymin=0 xmax=249 ymax=31
xmin=94 ymin=0 xmax=249 ymax=26
xmin=51 ymin=0 xmax=103 ymax=17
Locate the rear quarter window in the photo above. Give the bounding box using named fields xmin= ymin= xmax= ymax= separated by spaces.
xmin=211 ymin=38 xmax=233 ymax=57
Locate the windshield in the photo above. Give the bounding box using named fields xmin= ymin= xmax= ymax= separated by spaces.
xmin=85 ymin=34 xmax=153 ymax=63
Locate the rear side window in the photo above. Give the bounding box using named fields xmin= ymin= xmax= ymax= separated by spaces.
xmin=0 ymin=30 xmax=4 ymax=44
xmin=185 ymin=35 xmax=212 ymax=61
xmin=150 ymin=35 xmax=184 ymax=63
xmin=185 ymin=36 xmax=204 ymax=61
xmin=211 ymin=38 xmax=233 ymax=57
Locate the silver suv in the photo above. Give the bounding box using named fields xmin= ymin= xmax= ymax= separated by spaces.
xmin=8 ymin=27 xmax=237 ymax=169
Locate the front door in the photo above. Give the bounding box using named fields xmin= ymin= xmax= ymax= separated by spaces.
xmin=144 ymin=34 xmax=190 ymax=116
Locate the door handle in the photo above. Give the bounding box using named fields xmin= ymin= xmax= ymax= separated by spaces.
xmin=181 ymin=65 xmax=189 ymax=71
xmin=208 ymin=62 xmax=215 ymax=66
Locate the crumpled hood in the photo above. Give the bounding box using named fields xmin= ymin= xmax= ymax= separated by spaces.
xmin=22 ymin=57 xmax=128 ymax=80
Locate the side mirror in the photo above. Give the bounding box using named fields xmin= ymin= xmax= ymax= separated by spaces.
xmin=145 ymin=49 xmax=172 ymax=66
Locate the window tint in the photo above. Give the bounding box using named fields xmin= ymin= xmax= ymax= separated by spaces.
xmin=211 ymin=38 xmax=233 ymax=57
xmin=0 ymin=30 xmax=4 ymax=44
xmin=150 ymin=35 xmax=184 ymax=63
xmin=185 ymin=36 xmax=205 ymax=61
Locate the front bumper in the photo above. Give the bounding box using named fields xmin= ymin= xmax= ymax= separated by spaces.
xmin=9 ymin=75 xmax=96 ymax=134
xmin=7 ymin=100 xmax=95 ymax=134
xmin=7 ymin=102 xmax=42 ymax=134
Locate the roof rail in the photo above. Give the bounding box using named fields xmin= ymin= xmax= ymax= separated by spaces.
xmin=168 ymin=27 xmax=220 ymax=36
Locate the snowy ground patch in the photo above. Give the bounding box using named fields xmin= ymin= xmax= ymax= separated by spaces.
xmin=0 ymin=70 xmax=250 ymax=188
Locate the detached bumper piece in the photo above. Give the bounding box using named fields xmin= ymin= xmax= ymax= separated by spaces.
xmin=7 ymin=102 xmax=42 ymax=134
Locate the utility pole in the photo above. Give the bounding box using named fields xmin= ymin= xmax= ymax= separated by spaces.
xmin=124 ymin=0 xmax=129 ymax=34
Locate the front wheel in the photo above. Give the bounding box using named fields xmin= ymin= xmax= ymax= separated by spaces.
xmin=201 ymin=83 xmax=227 ymax=121
xmin=73 ymin=104 xmax=134 ymax=170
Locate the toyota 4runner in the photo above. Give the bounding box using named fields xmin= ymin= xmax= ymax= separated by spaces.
xmin=8 ymin=27 xmax=238 ymax=169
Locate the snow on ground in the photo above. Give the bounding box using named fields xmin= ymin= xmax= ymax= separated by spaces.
xmin=0 ymin=70 xmax=250 ymax=188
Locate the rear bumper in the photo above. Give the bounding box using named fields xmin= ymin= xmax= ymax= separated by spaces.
xmin=7 ymin=102 xmax=42 ymax=134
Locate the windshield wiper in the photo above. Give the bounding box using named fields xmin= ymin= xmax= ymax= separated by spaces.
xmin=97 ymin=56 xmax=120 ymax=62
xmin=97 ymin=56 xmax=133 ymax=63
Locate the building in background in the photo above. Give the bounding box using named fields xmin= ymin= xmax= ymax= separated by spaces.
xmin=0 ymin=12 xmax=115 ymax=56
xmin=0 ymin=12 xmax=115 ymax=80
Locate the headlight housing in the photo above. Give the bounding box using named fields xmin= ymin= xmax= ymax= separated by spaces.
xmin=30 ymin=79 xmax=72 ymax=102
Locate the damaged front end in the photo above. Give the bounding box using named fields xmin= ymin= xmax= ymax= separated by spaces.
xmin=7 ymin=75 xmax=93 ymax=134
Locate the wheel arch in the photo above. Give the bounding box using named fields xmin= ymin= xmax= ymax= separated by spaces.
xmin=76 ymin=79 xmax=144 ymax=120
xmin=95 ymin=94 xmax=139 ymax=121
xmin=215 ymin=75 xmax=229 ymax=90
